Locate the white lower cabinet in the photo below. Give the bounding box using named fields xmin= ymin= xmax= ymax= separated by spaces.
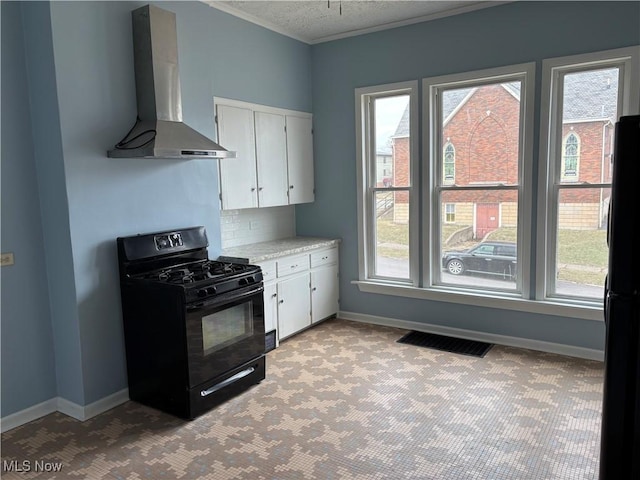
xmin=258 ymin=245 xmax=339 ymax=346
xmin=277 ymin=272 xmax=311 ymax=340
xmin=311 ymin=264 xmax=339 ymax=324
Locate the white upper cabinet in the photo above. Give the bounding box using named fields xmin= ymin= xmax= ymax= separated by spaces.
xmin=215 ymin=98 xmax=314 ymax=210
xmin=286 ymin=115 xmax=315 ymax=205
xmin=216 ymin=104 xmax=258 ymax=209
xmin=254 ymin=112 xmax=289 ymax=207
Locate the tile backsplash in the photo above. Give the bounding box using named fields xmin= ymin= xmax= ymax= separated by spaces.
xmin=221 ymin=206 xmax=295 ymax=248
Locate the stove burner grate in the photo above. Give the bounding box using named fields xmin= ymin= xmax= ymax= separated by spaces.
xmin=138 ymin=261 xmax=255 ymax=285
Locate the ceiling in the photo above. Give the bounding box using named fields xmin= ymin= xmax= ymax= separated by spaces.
xmin=205 ymin=1 xmax=507 ymax=44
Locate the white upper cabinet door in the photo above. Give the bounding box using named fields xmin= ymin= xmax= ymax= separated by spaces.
xmin=216 ymin=104 xmax=258 ymax=210
xmin=286 ymin=115 xmax=315 ymax=205
xmin=254 ymin=112 xmax=289 ymax=208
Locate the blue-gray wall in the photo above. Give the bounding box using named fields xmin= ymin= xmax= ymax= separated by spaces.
xmin=1 ymin=1 xmax=58 ymax=415
xmin=297 ymin=1 xmax=640 ymax=349
xmin=1 ymin=0 xmax=311 ymax=417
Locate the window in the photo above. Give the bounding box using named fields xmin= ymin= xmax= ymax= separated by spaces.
xmin=355 ymin=47 xmax=638 ymax=320
xmin=445 ymin=203 xmax=456 ymax=223
xmin=538 ymin=46 xmax=640 ymax=305
xmin=443 ymin=142 xmax=456 ymax=184
xmin=562 ymin=132 xmax=580 ymax=179
xmin=355 ymin=81 xmax=418 ymax=284
xmin=425 ymin=63 xmax=535 ymax=295
xmin=496 ymin=244 xmax=516 ymax=257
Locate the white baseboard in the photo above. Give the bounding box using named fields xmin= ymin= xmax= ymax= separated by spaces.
xmin=56 ymin=388 xmax=129 ymax=422
xmin=338 ymin=310 xmax=604 ymax=361
xmin=1 ymin=389 xmax=129 ymax=433
xmin=82 ymin=388 xmax=130 ymax=420
xmin=0 ymin=398 xmax=58 ymax=433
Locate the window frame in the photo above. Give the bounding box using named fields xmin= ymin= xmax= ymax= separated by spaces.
xmin=423 ymin=63 xmax=536 ymax=296
xmin=537 ymin=46 xmax=640 ymax=307
xmin=353 ymin=47 xmax=639 ymax=322
xmin=355 ymin=81 xmax=419 ymax=286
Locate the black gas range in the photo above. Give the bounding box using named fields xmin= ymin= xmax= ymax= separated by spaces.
xmin=117 ymin=226 xmax=266 ymax=419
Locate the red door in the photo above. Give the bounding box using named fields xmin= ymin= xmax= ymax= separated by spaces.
xmin=476 ymin=204 xmax=499 ymax=239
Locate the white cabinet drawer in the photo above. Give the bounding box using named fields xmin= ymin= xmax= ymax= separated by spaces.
xmin=277 ymin=254 xmax=310 ymax=277
xmin=257 ymin=260 xmax=276 ymax=282
xmin=310 ymin=247 xmax=338 ymax=268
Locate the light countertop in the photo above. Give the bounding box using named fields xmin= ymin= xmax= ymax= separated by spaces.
xmin=219 ymin=236 xmax=340 ymax=264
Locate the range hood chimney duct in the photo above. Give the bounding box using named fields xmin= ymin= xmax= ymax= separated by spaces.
xmin=108 ymin=5 xmax=235 ymax=159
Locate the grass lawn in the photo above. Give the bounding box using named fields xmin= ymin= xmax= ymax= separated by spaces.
xmin=376 ymin=218 xmax=608 ymax=285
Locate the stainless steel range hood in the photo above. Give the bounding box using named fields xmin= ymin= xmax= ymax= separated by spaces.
xmin=108 ymin=5 xmax=235 ymax=159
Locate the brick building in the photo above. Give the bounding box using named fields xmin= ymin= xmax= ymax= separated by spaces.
xmin=390 ymin=69 xmax=617 ymax=238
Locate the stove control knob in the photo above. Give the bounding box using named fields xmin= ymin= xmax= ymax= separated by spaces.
xmin=197 ymin=289 xmax=208 ymax=298
xmin=239 ymin=278 xmax=248 ymax=286
xmin=206 ymin=286 xmax=217 ymax=295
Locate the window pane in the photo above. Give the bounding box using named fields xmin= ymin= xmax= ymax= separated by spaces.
xmin=374 ymin=191 xmax=409 ymax=278
xmin=560 ymin=68 xmax=618 ymax=185
xmin=440 ymin=82 xmax=521 ymax=186
xmin=554 ymin=187 xmax=610 ymax=299
xmin=550 ymin=67 xmax=618 ymax=300
xmin=439 ymin=189 xmax=518 ymax=290
xmin=375 ymin=95 xmax=410 ymax=187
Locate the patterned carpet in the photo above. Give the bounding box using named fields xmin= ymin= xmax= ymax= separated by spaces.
xmin=1 ymin=318 xmax=604 ymax=479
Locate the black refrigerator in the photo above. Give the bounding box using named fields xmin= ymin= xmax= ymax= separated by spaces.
xmin=600 ymin=114 xmax=640 ymax=479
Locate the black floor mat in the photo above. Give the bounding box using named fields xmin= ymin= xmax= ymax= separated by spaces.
xmin=397 ymin=331 xmax=493 ymax=357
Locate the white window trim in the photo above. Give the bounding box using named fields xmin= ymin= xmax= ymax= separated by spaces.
xmin=354 ymin=81 xmax=419 ymax=285
xmin=537 ymin=46 xmax=640 ymax=305
xmin=353 ymin=280 xmax=604 ymax=320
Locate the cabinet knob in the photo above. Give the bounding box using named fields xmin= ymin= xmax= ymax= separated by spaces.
xmin=251 ymin=187 xmax=256 ymax=192
xmin=279 ymin=299 xmax=284 ymax=304
xmin=289 ymin=185 xmax=294 ymax=189
xmin=271 ymin=293 xmax=277 ymax=298
xmin=312 ymin=287 xmax=317 ymax=291
xmin=259 ymin=187 xmax=263 ymax=191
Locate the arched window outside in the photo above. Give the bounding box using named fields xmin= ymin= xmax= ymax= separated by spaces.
xmin=443 ymin=142 xmax=455 ymax=184
xmin=562 ymin=132 xmax=580 ymax=179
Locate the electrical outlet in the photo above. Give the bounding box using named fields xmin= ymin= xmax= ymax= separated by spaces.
xmin=0 ymin=252 xmax=15 ymax=266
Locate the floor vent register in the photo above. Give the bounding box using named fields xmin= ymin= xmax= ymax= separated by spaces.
xmin=397 ymin=331 xmax=493 ymax=358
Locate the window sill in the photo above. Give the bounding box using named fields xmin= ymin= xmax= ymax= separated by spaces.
xmin=352 ymin=280 xmax=604 ymax=321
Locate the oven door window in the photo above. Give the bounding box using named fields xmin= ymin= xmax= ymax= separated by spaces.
xmin=186 ymin=287 xmax=265 ymax=388
xmin=202 ymin=303 xmax=253 ymax=356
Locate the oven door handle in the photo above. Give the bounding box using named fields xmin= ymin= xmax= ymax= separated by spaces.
xmin=200 ymin=366 xmax=255 ymax=397
xmin=186 ymin=285 xmax=264 ymax=311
